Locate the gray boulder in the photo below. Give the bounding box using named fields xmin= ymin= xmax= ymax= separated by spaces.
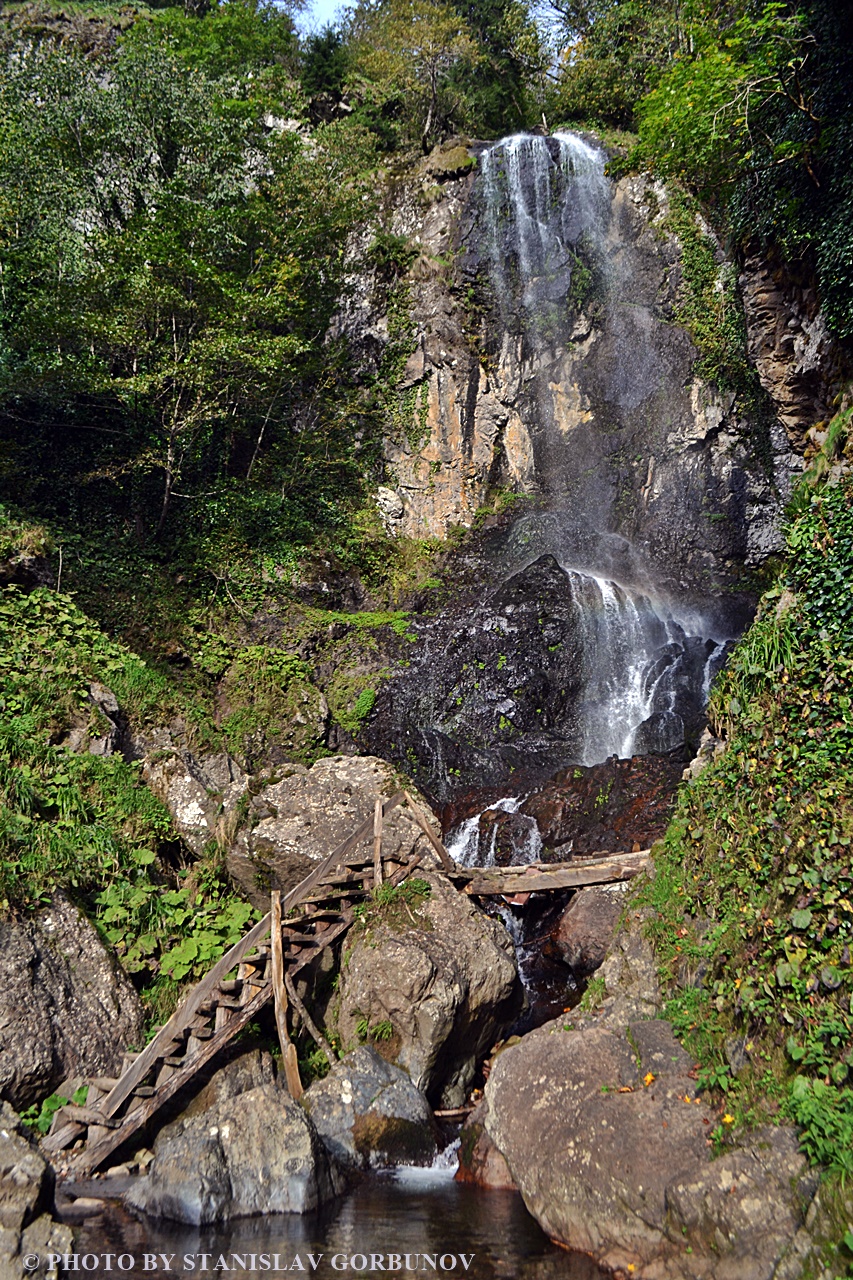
xmin=0 ymin=1101 xmax=72 ymax=1279
xmin=139 ymin=737 xmax=247 ymax=858
xmin=126 ymin=1051 xmax=345 ymax=1224
xmin=550 ymin=883 xmax=627 ymax=974
xmin=0 ymin=895 xmax=144 ymax=1109
xmin=483 ymin=919 xmax=821 ymax=1279
xmin=302 ymin=1046 xmax=437 ymax=1170
xmin=227 ymin=755 xmax=431 ymax=907
xmin=334 ymin=869 xmax=521 ymax=1107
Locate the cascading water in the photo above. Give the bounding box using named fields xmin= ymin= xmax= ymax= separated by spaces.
xmin=445 ymin=796 xmax=542 ymax=868
xmin=479 ymin=132 xmax=609 ymax=329
xmin=559 ymin=567 xmax=728 ymax=765
xmin=370 ymin=129 xmax=755 ymax=878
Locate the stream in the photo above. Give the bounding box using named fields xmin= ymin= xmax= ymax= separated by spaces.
xmin=67 ymin=1164 xmax=606 ymax=1278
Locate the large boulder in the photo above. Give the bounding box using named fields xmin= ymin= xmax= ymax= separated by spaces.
xmin=126 ymin=1052 xmax=344 ymax=1225
xmin=549 ymin=883 xmax=627 ymax=974
xmin=333 ymin=868 xmax=522 ymax=1108
xmin=138 ymin=736 xmax=247 ymax=857
xmin=0 ymin=895 xmax=144 ymax=1109
xmin=227 ymin=755 xmax=430 ymax=907
xmin=302 ymin=1046 xmax=438 ymax=1170
xmin=0 ymin=1101 xmax=72 ymax=1279
xmin=483 ymin=919 xmax=821 ymax=1279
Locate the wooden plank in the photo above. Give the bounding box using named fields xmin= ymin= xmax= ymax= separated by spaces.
xmin=284 ymin=972 xmax=336 ymax=1070
xmin=75 ymin=985 xmax=273 ymax=1173
xmin=373 ymin=798 xmax=384 ymax=888
xmin=462 ymin=851 xmax=650 ymax=896
xmin=404 ymin=790 xmax=456 ymax=873
xmin=96 ymin=791 xmax=405 ymax=1122
xmin=271 ymin=891 xmax=303 ymax=1101
xmin=97 ymin=911 xmax=273 ymax=1120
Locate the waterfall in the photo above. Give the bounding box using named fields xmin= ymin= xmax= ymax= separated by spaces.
xmin=479 ymin=132 xmax=609 ymax=327
xmin=445 ymin=796 xmax=542 ymax=868
xmin=560 ymin=567 xmax=728 ymax=765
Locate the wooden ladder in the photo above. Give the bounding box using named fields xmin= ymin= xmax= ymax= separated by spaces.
xmin=46 ymin=790 xmax=445 ymax=1174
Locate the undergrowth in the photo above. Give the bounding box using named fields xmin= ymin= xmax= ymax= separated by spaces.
xmin=637 ymin=404 xmax=853 ymax=1268
xmin=0 ymin=523 xmax=260 ymax=1022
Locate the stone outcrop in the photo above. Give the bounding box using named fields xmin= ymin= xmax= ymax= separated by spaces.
xmin=227 ymin=755 xmax=431 ymax=908
xmin=482 ymin=918 xmax=821 ymax=1279
xmin=549 ymin=883 xmax=627 ymax=974
xmin=373 ymin=146 xmax=797 ymax=587
xmin=333 ymin=868 xmax=522 ymax=1108
xmin=137 ymin=736 xmax=247 ymax=858
xmin=302 ymin=1046 xmax=437 ymax=1170
xmin=740 ymin=251 xmax=842 ymax=452
xmin=126 ymin=1051 xmax=344 ymax=1224
xmin=0 ymin=1101 xmax=72 ymax=1280
xmin=455 ymin=1098 xmax=516 ymax=1191
xmin=0 ymin=894 xmax=144 ymax=1110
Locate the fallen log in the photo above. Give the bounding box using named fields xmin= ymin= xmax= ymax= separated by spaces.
xmin=457 ymin=850 xmax=650 ymax=896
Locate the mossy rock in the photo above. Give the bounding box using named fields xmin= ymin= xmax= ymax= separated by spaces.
xmin=218 ymin=645 xmax=329 ymax=770
xmin=424 ymin=145 xmax=476 ymax=180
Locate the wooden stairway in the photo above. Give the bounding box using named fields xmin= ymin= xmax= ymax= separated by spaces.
xmin=46 ymin=790 xmax=439 ymax=1173
xmin=43 ymin=784 xmax=649 ymax=1174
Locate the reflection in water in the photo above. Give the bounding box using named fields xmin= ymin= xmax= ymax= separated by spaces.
xmin=70 ymin=1168 xmax=605 ymax=1279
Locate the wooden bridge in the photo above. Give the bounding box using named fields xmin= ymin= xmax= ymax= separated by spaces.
xmin=43 ymin=790 xmax=648 ymax=1174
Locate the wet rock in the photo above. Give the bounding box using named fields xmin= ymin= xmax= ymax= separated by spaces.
xmin=522 ymin=753 xmax=685 ymax=856
xmin=302 ymin=1046 xmax=437 ymax=1170
xmin=0 ymin=895 xmax=144 ymax=1110
xmin=0 ymin=1101 xmax=72 ymax=1280
xmin=227 ymin=755 xmax=431 ymax=908
xmin=550 ymin=883 xmax=627 ymax=974
xmin=455 ymin=1098 xmax=516 ymax=1191
xmin=367 ymin=551 xmax=735 ymax=803
xmin=125 ymin=1056 xmax=344 ymax=1224
xmin=334 ymin=869 xmax=522 ymax=1108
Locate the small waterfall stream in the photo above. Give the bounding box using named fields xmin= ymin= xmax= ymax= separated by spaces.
xmin=480 ymin=132 xmax=609 ymax=325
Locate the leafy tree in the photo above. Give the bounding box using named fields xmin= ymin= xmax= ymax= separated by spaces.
xmin=0 ymin=16 xmax=378 ymax=554
xmin=450 ymin=0 xmax=547 ymax=134
xmin=346 ymin=0 xmax=478 ymax=150
xmin=301 ymin=24 xmax=350 ymax=101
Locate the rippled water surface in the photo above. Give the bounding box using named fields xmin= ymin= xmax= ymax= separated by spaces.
xmin=70 ymin=1166 xmax=605 ymax=1279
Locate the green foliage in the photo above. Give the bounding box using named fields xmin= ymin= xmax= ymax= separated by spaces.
xmin=352 ymin=875 xmax=432 ymax=938
xmin=637 ymin=433 xmax=853 ymax=1180
xmin=0 ymin=565 xmax=258 ymax=1018
xmin=346 ymin=0 xmax=478 ymax=150
xmin=0 ymin=11 xmax=385 ymax=620
xmin=0 ymin=584 xmax=175 ymax=908
xmin=553 ymin=1 xmax=853 ymax=340
xmin=662 ymin=189 xmax=755 ymax=399
xmin=219 ymin=645 xmax=325 ymax=768
xmin=97 ymin=864 xmax=258 ymax=987
xmin=20 ymin=1085 xmax=88 ymax=1136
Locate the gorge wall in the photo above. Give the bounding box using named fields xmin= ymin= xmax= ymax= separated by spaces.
xmin=351 ymin=134 xmax=818 ymax=803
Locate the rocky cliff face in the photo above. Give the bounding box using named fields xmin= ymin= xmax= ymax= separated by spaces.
xmin=354 ymin=135 xmax=821 ymax=799
xmin=376 ymin=136 xmax=800 ymax=591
